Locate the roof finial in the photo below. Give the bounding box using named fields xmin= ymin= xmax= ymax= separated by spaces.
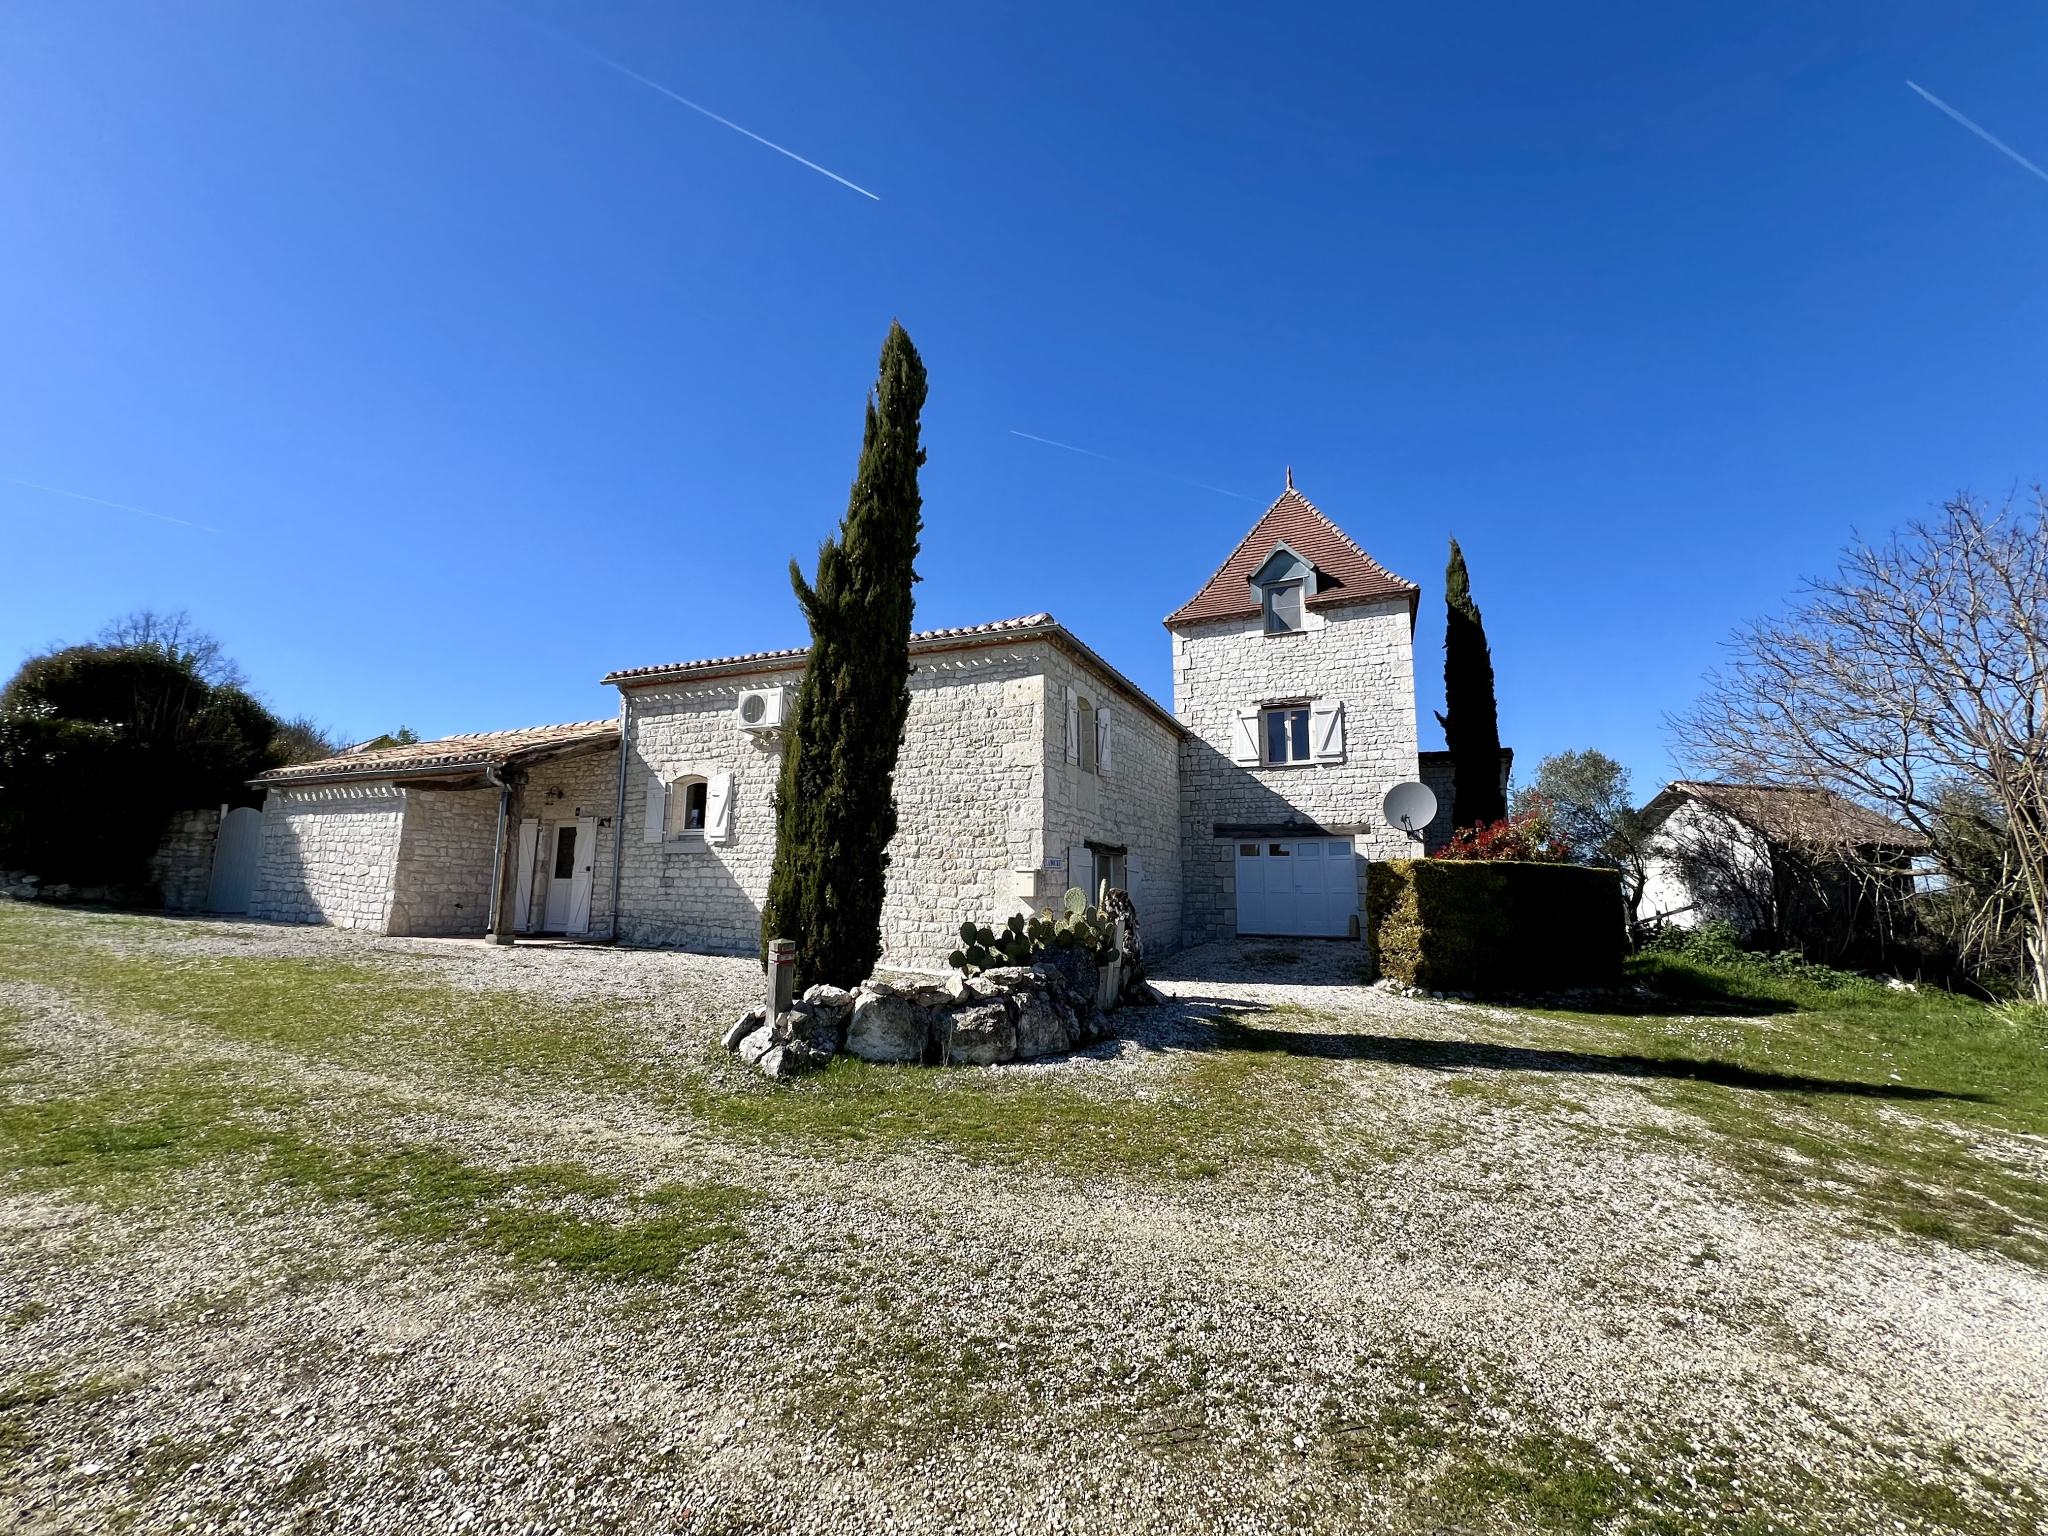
xmin=1285 ymin=465 xmax=1294 ymax=490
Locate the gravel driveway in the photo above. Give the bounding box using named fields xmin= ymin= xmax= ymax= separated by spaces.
xmin=0 ymin=908 xmax=2041 ymax=1534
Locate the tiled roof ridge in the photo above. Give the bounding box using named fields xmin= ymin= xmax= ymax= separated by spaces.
xmin=603 ymin=613 xmax=1057 ymax=683
xmin=1164 ymin=483 xmax=1417 ymax=628
xmin=255 ymin=720 xmax=619 ymax=784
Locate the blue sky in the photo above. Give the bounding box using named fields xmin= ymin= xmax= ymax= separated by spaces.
xmin=2 ymin=1 xmax=2044 ymax=800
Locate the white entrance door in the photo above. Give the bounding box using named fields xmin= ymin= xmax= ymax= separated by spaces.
xmin=206 ymin=806 xmax=263 ymax=914
xmin=543 ymin=818 xmax=598 ymax=934
xmin=1234 ymin=838 xmax=1358 ymax=937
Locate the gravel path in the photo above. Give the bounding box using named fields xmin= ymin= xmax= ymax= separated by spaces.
xmin=0 ymin=912 xmax=2041 ymax=1534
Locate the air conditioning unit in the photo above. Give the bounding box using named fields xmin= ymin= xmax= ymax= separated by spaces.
xmin=734 ymin=687 xmax=789 ymax=732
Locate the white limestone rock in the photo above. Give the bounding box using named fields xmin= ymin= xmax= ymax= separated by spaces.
xmin=844 ymin=991 xmax=927 ymax=1064
xmin=945 ymin=1001 xmax=1017 ymax=1066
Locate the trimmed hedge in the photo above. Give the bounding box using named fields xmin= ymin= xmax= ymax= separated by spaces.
xmin=1366 ymin=859 xmax=1624 ymax=992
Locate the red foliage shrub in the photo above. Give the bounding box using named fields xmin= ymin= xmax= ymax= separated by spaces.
xmin=1430 ymin=801 xmax=1572 ymax=863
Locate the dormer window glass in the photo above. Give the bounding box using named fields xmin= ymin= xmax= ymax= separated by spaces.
xmin=1265 ymin=580 xmax=1304 ymax=633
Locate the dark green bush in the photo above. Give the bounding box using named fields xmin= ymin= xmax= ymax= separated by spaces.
xmin=1637 ymin=922 xmax=1880 ymax=994
xmin=1367 ymin=859 xmax=1623 ymax=992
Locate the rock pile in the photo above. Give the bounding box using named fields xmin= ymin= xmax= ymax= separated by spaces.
xmin=722 ymin=962 xmax=1130 ymax=1079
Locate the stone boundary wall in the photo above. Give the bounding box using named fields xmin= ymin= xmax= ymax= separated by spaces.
xmin=250 ymin=784 xmax=405 ymax=931
xmin=1173 ymin=595 xmax=1419 ymax=946
xmin=150 ymin=807 xmax=222 ymax=912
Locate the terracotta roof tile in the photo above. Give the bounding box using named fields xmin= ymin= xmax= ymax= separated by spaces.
xmin=1164 ymin=484 xmax=1417 ymax=628
xmin=255 ymin=720 xmax=618 ymax=785
xmin=602 ymin=614 xmax=1058 ymax=684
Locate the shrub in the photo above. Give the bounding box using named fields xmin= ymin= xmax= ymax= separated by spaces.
xmin=948 ymin=887 xmax=1120 ymax=975
xmin=1637 ymin=922 xmax=1881 ymax=994
xmin=1431 ymin=803 xmax=1571 ymax=863
xmin=1368 ymin=859 xmax=1623 ymax=992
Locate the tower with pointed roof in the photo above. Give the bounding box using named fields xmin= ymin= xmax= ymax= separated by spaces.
xmin=1165 ymin=477 xmax=1422 ymax=945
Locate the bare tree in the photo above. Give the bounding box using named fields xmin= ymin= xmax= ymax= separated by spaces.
xmin=97 ymin=610 xmax=245 ymax=688
xmin=1673 ymin=490 xmax=2048 ymax=995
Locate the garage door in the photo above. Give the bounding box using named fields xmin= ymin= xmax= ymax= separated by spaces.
xmin=1234 ymin=838 xmax=1358 ymax=937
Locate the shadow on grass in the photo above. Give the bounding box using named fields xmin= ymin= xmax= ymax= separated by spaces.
xmin=1176 ymin=1007 xmax=1983 ymax=1103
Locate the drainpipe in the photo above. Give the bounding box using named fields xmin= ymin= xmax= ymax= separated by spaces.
xmin=485 ymin=762 xmax=514 ymax=945
xmin=607 ymin=690 xmax=630 ymax=942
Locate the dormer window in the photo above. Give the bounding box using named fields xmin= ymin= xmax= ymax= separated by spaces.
xmin=1247 ymin=542 xmax=1316 ymax=636
xmin=1265 ymin=581 xmax=1304 ymax=633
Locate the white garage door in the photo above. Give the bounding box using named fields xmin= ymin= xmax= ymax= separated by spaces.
xmin=1234 ymin=838 xmax=1358 ymax=938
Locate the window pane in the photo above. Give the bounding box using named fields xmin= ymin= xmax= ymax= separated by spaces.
xmin=1239 ymin=843 xmax=1259 ymax=856
xmin=684 ymin=781 xmax=707 ymax=830
xmin=1289 ymin=709 xmax=1310 ymax=760
xmin=1269 ymin=842 xmax=1291 ymax=857
xmin=1265 ymin=710 xmax=1287 ymax=763
xmin=1328 ymin=841 xmax=1352 ymax=857
xmin=1267 ymin=582 xmax=1303 ymax=632
xmin=553 ymin=826 xmax=577 ymax=879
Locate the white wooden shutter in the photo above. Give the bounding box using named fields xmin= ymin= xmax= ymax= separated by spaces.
xmin=513 ymin=818 xmax=541 ymax=929
xmin=1127 ymin=852 xmax=1142 ymax=899
xmin=1230 ymin=708 xmax=1262 ymax=765
xmin=642 ymin=773 xmax=667 ymax=843
xmin=1310 ymin=700 xmax=1346 ymax=763
xmin=1096 ymin=705 xmax=1113 ymax=776
xmin=1068 ymin=843 xmax=1089 ymax=897
xmin=1065 ymin=687 xmax=1080 ymax=764
xmin=706 ymin=772 xmax=734 ymax=845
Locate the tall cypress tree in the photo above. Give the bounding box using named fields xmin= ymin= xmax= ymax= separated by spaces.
xmin=761 ymin=322 xmax=928 ymax=990
xmin=1434 ymin=538 xmax=1506 ymax=829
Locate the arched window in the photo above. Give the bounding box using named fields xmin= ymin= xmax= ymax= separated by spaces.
xmin=672 ymin=776 xmax=709 ymax=835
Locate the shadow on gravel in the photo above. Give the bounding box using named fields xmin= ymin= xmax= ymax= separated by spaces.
xmin=1168 ymin=1002 xmax=1982 ymax=1103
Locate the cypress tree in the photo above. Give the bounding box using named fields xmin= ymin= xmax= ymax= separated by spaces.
xmin=1434 ymin=538 xmax=1506 ymax=829
xmin=761 ymin=321 xmax=928 ymax=990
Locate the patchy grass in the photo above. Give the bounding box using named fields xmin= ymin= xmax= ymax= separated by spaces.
xmin=1506 ymin=951 xmax=2048 ymax=1267
xmin=0 ymin=904 xmax=1348 ymax=1184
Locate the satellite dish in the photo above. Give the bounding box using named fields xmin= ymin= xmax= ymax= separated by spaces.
xmin=1382 ymin=781 xmax=1438 ymax=837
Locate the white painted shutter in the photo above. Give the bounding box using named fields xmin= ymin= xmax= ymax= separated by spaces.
xmin=513 ymin=818 xmax=541 ymax=930
xmin=1230 ymin=708 xmax=1261 ymax=765
xmin=1310 ymin=700 xmax=1346 ymax=763
xmin=1096 ymin=705 xmax=1113 ymax=776
xmin=1068 ymin=843 xmax=1089 ymax=897
xmin=706 ymin=772 xmax=734 ymax=845
xmin=1127 ymin=852 xmax=1142 ymax=899
xmin=1065 ymin=687 xmax=1080 ymax=764
xmin=642 ymin=773 xmax=667 ymax=843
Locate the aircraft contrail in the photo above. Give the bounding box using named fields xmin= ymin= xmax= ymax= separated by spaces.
xmin=0 ymin=476 xmax=217 ymax=532
xmin=556 ymin=30 xmax=880 ymax=201
xmin=1010 ymin=431 xmax=1254 ymax=500
xmin=1907 ymin=81 xmax=2048 ymax=187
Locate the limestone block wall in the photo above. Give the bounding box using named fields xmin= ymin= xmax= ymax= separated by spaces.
xmin=150 ymin=808 xmax=221 ymax=912
xmin=1039 ymin=646 xmax=1183 ymax=958
xmin=614 ymin=640 xmax=1175 ymax=971
xmin=250 ymin=784 xmax=405 ymax=931
xmin=511 ymin=748 xmax=622 ymax=936
xmin=881 ymin=644 xmax=1044 ymax=968
xmin=615 ymin=670 xmax=799 ymax=955
xmin=1172 ymin=596 xmax=1419 ymax=945
xmin=387 ymin=789 xmax=498 ymax=937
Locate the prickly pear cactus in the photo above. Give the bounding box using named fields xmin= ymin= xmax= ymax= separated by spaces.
xmin=948 ymin=892 xmax=1120 ymax=975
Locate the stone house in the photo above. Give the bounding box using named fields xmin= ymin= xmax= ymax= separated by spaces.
xmin=1636 ymin=781 xmax=1928 ymax=956
xmin=171 ymin=479 xmax=1438 ymax=967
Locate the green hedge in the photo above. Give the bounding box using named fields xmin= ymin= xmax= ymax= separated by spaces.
xmin=1366 ymin=860 xmax=1624 ymax=992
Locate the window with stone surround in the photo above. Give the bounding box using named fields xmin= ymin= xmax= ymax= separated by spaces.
xmin=671 ymin=776 xmax=708 ymax=836
xmin=1263 ymin=705 xmax=1311 ymax=764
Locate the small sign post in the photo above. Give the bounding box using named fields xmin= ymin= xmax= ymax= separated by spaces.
xmin=767 ymin=938 xmax=796 ymax=1017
